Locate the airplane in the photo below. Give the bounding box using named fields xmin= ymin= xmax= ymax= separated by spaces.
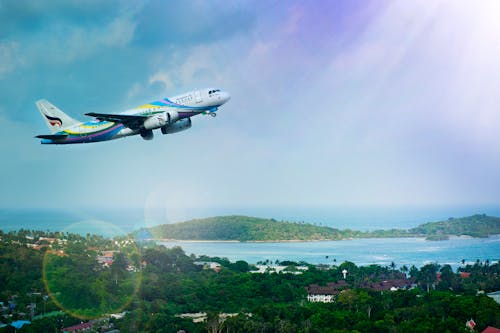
xmin=35 ymin=88 xmax=230 ymax=144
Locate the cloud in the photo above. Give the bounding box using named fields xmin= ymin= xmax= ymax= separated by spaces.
xmin=148 ymin=72 xmax=174 ymax=91
xmin=0 ymin=41 xmax=22 ymax=78
xmin=1 ymin=0 xmax=500 ymax=212
xmin=133 ymin=0 xmax=257 ymax=48
xmin=4 ymin=9 xmax=137 ymax=70
xmin=0 ymin=1 xmax=129 ymax=37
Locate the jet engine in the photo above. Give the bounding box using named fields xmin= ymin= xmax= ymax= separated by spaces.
xmin=140 ymin=129 xmax=154 ymax=140
xmin=142 ymin=111 xmax=179 ymax=130
xmin=143 ymin=113 xmax=166 ymax=130
xmin=161 ymin=118 xmax=192 ymax=134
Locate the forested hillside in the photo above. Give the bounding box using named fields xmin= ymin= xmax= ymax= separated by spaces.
xmin=409 ymin=214 xmax=500 ymax=239
xmin=145 ymin=214 xmax=500 ymax=241
xmin=147 ymin=216 xmax=359 ymax=241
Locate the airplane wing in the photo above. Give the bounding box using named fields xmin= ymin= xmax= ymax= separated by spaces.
xmin=85 ymin=112 xmax=148 ymax=130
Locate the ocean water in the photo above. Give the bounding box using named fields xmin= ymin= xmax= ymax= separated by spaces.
xmin=2 ymin=205 xmax=500 ymax=233
xmin=1 ymin=207 xmax=499 ymax=269
xmin=159 ymin=236 xmax=500 ymax=270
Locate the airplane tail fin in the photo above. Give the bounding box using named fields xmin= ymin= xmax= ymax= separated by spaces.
xmin=36 ymin=99 xmax=80 ymax=134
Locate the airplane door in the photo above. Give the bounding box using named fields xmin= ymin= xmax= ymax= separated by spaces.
xmin=195 ymin=90 xmax=202 ymax=103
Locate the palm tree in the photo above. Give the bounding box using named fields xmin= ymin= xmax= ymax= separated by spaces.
xmin=419 ymin=263 xmax=439 ymax=292
xmin=390 ymin=261 xmax=396 ymax=278
xmin=400 ymin=265 xmax=409 ymax=277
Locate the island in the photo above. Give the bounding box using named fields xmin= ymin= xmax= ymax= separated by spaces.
xmin=142 ymin=214 xmax=500 ymax=241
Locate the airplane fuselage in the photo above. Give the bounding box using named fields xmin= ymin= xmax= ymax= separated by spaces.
xmin=36 ymin=88 xmax=230 ymax=144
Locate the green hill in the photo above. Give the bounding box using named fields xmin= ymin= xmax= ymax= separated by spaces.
xmin=143 ymin=214 xmax=500 ymax=241
xmin=409 ymin=214 xmax=500 ymax=239
xmin=146 ymin=215 xmax=361 ymax=241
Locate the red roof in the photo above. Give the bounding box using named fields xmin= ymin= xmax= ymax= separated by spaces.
xmin=61 ymin=322 xmax=93 ymax=332
xmin=483 ymin=327 xmax=500 ymax=333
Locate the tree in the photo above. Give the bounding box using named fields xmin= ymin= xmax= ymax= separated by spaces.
xmin=357 ymin=290 xmax=373 ymax=319
xmin=206 ymin=312 xmax=223 ymax=333
xmin=111 ymin=252 xmax=128 ymax=285
xmin=437 ymin=264 xmax=455 ymax=290
xmin=409 ymin=265 xmax=419 ymax=279
xmin=400 ymin=265 xmax=409 ymax=277
xmin=390 ymin=261 xmax=397 ymax=278
xmin=337 ymin=289 xmax=358 ymax=310
xmin=418 ymin=263 xmax=439 ymax=292
xmin=231 ymin=260 xmax=250 ymax=272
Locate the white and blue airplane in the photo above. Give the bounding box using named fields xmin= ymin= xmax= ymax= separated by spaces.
xmin=35 ymin=88 xmax=230 ymax=144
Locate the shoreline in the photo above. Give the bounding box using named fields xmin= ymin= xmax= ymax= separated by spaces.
xmin=156 ymin=237 xmax=415 ymax=243
xmin=152 ymin=234 xmax=499 ymax=243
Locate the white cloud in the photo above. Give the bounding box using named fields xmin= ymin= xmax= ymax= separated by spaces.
xmin=0 ymin=41 xmax=22 ymax=78
xmin=148 ymin=71 xmax=175 ymax=91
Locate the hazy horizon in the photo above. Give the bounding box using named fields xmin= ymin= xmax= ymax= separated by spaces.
xmin=2 ymin=204 xmax=499 ymax=236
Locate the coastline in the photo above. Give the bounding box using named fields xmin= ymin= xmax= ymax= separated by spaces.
xmin=154 ymin=237 xmax=417 ymax=243
xmin=152 ymin=234 xmax=499 ymax=243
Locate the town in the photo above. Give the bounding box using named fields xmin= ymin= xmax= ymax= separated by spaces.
xmin=0 ymin=229 xmax=499 ymax=332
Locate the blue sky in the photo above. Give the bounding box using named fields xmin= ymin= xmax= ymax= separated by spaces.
xmin=1 ymin=0 xmax=500 ymax=225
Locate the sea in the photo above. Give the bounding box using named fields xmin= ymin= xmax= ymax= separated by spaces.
xmin=1 ymin=206 xmax=499 ymax=270
xmin=158 ymin=236 xmax=500 ymax=270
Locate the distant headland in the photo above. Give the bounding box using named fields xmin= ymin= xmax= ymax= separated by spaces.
xmin=140 ymin=214 xmax=500 ymax=242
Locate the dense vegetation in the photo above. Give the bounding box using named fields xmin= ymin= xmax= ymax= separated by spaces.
xmin=0 ymin=229 xmax=499 ymax=332
xmin=144 ymin=214 xmax=500 ymax=241
xmin=147 ymin=216 xmax=355 ymax=241
xmin=409 ymin=214 xmax=500 ymax=239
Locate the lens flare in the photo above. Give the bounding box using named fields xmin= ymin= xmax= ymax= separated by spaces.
xmin=42 ymin=220 xmax=142 ymax=320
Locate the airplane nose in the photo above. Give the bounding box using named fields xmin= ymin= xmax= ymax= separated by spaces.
xmin=220 ymin=91 xmax=231 ymax=104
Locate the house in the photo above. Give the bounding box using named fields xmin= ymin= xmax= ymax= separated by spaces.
xmin=250 ymin=265 xmax=309 ymax=274
xmin=109 ymin=312 xmax=127 ymax=319
xmin=482 ymin=326 xmax=500 ymax=333
xmin=96 ymin=251 xmax=119 ymax=267
xmin=61 ymin=322 xmax=93 ymax=332
xmin=487 ymin=291 xmax=500 ymax=305
xmin=306 ymin=281 xmax=349 ymax=303
xmin=176 ymin=312 xmax=249 ymax=324
xmin=194 ymin=261 xmax=221 ymax=272
xmin=360 ymin=279 xmax=412 ymax=292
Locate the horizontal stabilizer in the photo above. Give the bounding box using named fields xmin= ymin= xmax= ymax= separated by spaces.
xmin=35 ymin=134 xmax=69 ymax=140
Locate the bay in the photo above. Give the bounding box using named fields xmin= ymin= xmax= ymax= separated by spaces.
xmin=159 ymin=235 xmax=500 ymax=270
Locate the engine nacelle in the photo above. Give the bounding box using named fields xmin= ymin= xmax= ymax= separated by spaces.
xmin=140 ymin=129 xmax=154 ymax=140
xmin=161 ymin=118 xmax=192 ymax=134
xmin=142 ymin=111 xmax=179 ymax=130
xmin=143 ymin=112 xmax=167 ymax=130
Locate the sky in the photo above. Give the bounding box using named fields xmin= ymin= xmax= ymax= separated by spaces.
xmin=1 ymin=0 xmax=500 ymax=226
